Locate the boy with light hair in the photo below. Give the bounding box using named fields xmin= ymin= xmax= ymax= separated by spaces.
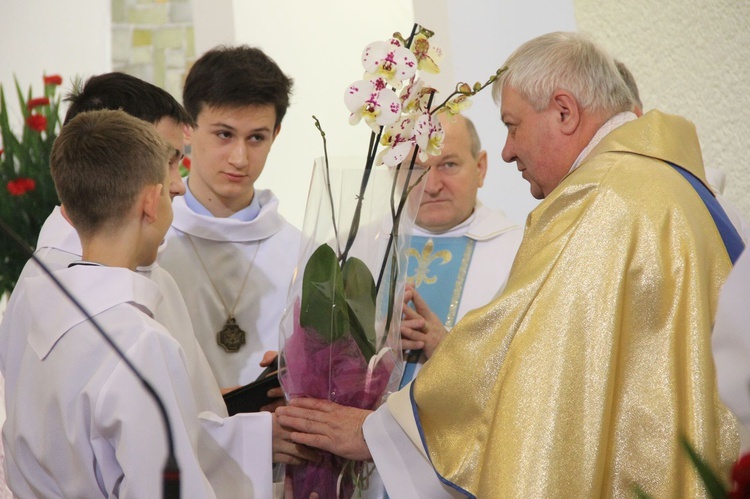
xmin=2 ymin=110 xmax=274 ymax=496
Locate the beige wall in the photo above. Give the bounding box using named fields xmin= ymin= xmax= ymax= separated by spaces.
xmin=574 ymin=0 xmax=750 ymax=220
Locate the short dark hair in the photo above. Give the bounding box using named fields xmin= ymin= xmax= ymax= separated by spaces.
xmin=183 ymin=45 xmax=293 ymax=129
xmin=63 ymin=72 xmax=195 ymax=127
xmin=51 ymin=110 xmax=171 ymax=236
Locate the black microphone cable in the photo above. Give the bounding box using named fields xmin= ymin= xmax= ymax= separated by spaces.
xmin=0 ymin=217 xmax=180 ymax=498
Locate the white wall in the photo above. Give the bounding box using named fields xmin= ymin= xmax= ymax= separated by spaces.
xmin=0 ymin=0 xmax=112 ymax=131
xmin=574 ymin=0 xmax=750 ymax=221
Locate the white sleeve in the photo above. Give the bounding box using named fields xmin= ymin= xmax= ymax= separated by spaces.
xmin=713 ymin=249 xmax=750 ymax=434
xmin=363 ymin=403 xmax=462 ymax=498
xmin=95 ymin=334 xmax=216 ymax=498
xmin=197 ymin=411 xmax=273 ymax=498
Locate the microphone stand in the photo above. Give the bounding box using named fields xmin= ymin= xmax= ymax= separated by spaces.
xmin=0 ymin=218 xmax=181 ymax=498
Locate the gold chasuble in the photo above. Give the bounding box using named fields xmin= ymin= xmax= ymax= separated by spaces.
xmin=410 ymin=111 xmax=739 ymax=498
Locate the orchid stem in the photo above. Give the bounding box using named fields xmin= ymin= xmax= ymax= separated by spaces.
xmin=340 ymin=128 xmax=382 ymax=264
xmin=313 ymin=116 xmax=342 ymax=257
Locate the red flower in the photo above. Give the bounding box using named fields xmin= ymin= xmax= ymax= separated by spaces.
xmin=181 ymin=156 xmax=191 ymax=170
xmin=7 ymin=178 xmax=36 ymax=196
xmin=43 ymin=74 xmax=63 ymax=86
xmin=26 ymin=114 xmax=47 ymax=132
xmin=0 ymin=148 xmax=4 ymax=157
xmin=731 ymin=452 xmax=750 ymax=499
xmin=27 ymin=97 xmax=50 ymax=110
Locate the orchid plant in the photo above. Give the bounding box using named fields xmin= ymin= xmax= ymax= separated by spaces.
xmin=301 ymin=25 xmax=505 ymax=364
xmin=283 ymin=24 xmax=505 ymax=498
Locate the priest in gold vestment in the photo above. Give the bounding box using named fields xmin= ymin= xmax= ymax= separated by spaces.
xmin=277 ymin=32 xmax=740 ymax=498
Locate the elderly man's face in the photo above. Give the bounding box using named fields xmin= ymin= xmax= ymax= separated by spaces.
xmin=413 ymin=116 xmax=487 ymax=232
xmin=501 ymin=86 xmax=568 ymax=199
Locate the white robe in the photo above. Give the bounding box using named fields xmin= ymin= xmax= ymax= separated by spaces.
xmin=713 ymin=247 xmax=750 ymax=434
xmin=1 ymin=266 xmax=272 ymax=498
xmin=405 ymin=203 xmax=522 ymax=379
xmin=4 ymin=206 xmax=226 ymax=417
xmin=411 ymin=202 xmax=523 ymax=319
xmin=360 ymin=204 xmax=522 ymax=498
xmin=161 ymin=190 xmax=301 ymax=387
xmin=363 ymin=387 xmax=457 ymax=498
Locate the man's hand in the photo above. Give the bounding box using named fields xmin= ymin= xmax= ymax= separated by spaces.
xmin=401 ymin=284 xmax=448 ymax=358
xmin=276 ymin=398 xmax=373 ymax=461
xmin=259 ymin=350 xmax=285 ymax=412
xmin=272 ymin=412 xmax=320 ymax=465
xmin=261 ymin=386 xmax=285 ymax=413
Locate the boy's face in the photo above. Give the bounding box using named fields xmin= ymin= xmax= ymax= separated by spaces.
xmin=140 ymin=162 xmax=174 ymax=267
xmin=186 ymin=104 xmax=280 ymax=216
xmin=155 ymin=163 xmax=174 ymax=239
xmin=154 ymin=117 xmax=187 ymax=200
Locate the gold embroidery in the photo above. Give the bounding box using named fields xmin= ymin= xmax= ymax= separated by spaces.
xmin=407 ymin=238 xmax=452 ymax=287
xmin=445 ymin=239 xmax=475 ymax=328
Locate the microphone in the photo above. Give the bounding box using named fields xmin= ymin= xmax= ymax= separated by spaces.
xmin=0 ymin=217 xmax=180 ymax=499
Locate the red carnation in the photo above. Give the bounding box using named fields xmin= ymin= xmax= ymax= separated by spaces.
xmin=43 ymin=74 xmax=63 ymax=86
xmin=731 ymin=452 xmax=750 ymax=499
xmin=26 ymin=114 xmax=47 ymax=132
xmin=27 ymin=97 xmax=50 ymax=110
xmin=181 ymin=156 xmax=191 ymax=170
xmin=7 ymin=177 xmax=36 ymax=196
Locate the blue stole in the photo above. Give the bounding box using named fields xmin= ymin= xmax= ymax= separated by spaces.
xmin=400 ymin=236 xmax=476 ymax=388
xmin=668 ymin=162 xmax=745 ymax=264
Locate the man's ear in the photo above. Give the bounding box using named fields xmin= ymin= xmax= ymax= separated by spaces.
xmin=476 ymin=150 xmax=488 ymax=188
xmin=183 ymin=124 xmax=193 ymax=146
xmin=272 ymin=124 xmax=282 ymax=141
xmin=552 ymin=90 xmax=580 ymax=136
xmin=140 ymin=184 xmax=163 ymax=224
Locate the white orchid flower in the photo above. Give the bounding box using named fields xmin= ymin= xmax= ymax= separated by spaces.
xmin=445 ymin=94 xmax=473 ymax=117
xmin=345 ymin=78 xmax=402 ymax=133
xmin=411 ymin=33 xmax=443 ymax=74
xmin=362 ymin=39 xmax=417 ymax=89
xmin=376 ymin=116 xmax=416 ymax=167
xmin=414 ymin=112 xmax=444 ymax=161
xmin=399 ymin=78 xmax=435 ymax=115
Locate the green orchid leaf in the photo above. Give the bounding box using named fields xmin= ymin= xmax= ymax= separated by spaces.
xmin=679 ymin=435 xmax=728 ymax=499
xmin=300 ymin=243 xmax=348 ymax=343
xmin=342 ymin=257 xmax=377 ymax=362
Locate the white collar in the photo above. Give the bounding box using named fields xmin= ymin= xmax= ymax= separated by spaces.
xmin=412 ymin=202 xmax=519 ymax=241
xmin=170 ymin=188 xmax=287 ymax=243
xmin=569 ymin=112 xmax=638 ymax=173
xmin=26 ymin=266 xmax=162 ymax=359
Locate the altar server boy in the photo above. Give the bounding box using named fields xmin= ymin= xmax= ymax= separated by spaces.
xmin=0 ymin=110 xmax=274 ymax=497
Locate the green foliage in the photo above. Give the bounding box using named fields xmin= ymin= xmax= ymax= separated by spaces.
xmin=680 ymin=435 xmax=729 ymax=499
xmin=299 ymin=243 xmax=378 ymax=362
xmin=0 ymin=76 xmax=63 ymax=295
xmin=341 ymin=256 xmax=376 ymax=362
xmin=300 ymin=244 xmax=350 ymax=343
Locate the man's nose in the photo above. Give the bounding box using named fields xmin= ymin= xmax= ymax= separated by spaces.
xmin=501 ymin=136 xmax=516 ymax=164
xmin=423 ymin=168 xmax=442 ymax=194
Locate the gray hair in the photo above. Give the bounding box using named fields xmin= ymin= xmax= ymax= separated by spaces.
xmin=615 ymin=60 xmax=643 ymax=111
xmin=493 ymin=32 xmax=634 ymax=115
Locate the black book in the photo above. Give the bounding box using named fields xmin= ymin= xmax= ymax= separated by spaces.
xmin=223 ymin=359 xmax=281 ymax=416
